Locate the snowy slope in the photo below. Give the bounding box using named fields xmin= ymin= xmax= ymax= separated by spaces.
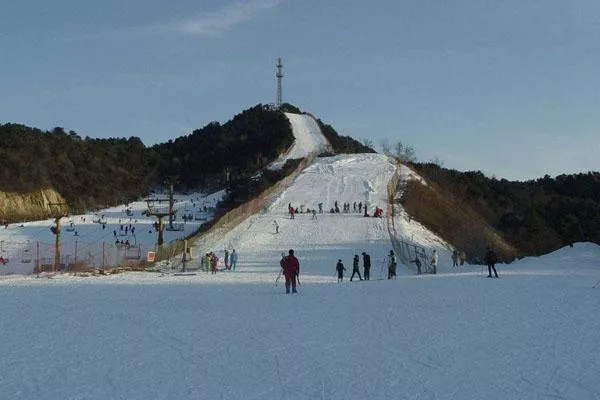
xmin=1 ymin=242 xmax=599 ymax=400
xmin=191 ymin=153 xmax=399 ymax=280
xmin=268 ymin=112 xmax=332 ymax=170
xmin=2 ymin=114 xmax=599 ymax=399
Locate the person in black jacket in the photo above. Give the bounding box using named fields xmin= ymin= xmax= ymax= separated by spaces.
xmin=336 ymin=259 xmax=346 ymax=283
xmin=484 ymin=247 xmax=499 ymax=278
xmin=361 ymin=252 xmax=371 ymax=280
xmin=350 ymin=254 xmax=363 ymax=281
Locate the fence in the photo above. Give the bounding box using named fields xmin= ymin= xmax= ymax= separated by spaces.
xmin=0 ymin=239 xmax=152 ymax=275
xmin=385 ymin=159 xmax=434 ymax=274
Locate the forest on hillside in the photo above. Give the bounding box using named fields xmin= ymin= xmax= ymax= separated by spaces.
xmin=406 ymin=163 xmax=600 ymax=258
xmin=0 ymin=104 xmax=370 ymax=221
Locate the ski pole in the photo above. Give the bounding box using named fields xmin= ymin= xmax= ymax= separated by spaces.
xmin=275 ymin=269 xmax=282 ymax=286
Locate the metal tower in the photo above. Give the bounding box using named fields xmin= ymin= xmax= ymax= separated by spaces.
xmin=276 ymin=57 xmax=283 ymax=108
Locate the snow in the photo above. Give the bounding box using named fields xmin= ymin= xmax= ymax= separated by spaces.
xmin=0 ymin=190 xmax=226 ymax=275
xmin=1 ymin=118 xmax=600 ymax=399
xmin=268 ymin=112 xmax=332 ymax=170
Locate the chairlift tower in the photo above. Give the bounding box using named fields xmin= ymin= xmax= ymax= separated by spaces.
xmin=276 ymin=57 xmax=283 ymax=109
xmin=48 ymin=202 xmax=69 ymax=272
xmin=145 ymin=198 xmax=174 ymax=247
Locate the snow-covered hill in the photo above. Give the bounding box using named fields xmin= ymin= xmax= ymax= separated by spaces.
xmin=268 ymin=112 xmax=332 ymax=170
xmin=1 ymin=112 xmax=600 ymax=399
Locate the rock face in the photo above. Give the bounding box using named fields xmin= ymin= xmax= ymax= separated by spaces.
xmin=0 ymin=189 xmax=67 ymax=222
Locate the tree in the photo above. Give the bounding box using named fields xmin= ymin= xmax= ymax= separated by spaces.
xmin=361 ymin=138 xmax=374 ymax=149
xmin=380 ymin=138 xmax=391 ymax=155
xmin=394 ymin=140 xmax=417 ymax=162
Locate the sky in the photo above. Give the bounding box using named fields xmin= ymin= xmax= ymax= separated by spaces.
xmin=2 ymin=0 xmax=600 ymax=180
xmin=1 ymin=113 xmax=600 ymax=398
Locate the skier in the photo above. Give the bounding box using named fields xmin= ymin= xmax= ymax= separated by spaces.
xmin=230 ymin=249 xmax=238 ymax=270
xmin=273 ymin=220 xmax=279 ymax=234
xmin=312 ymin=209 xmax=317 ymax=220
xmin=452 ymin=250 xmax=458 ymax=267
xmin=318 ymin=202 xmax=323 ymax=214
xmin=350 ymin=254 xmax=363 ymax=281
xmin=281 ymin=249 xmax=300 ymax=294
xmin=224 ymin=249 xmax=230 ymax=270
xmin=210 ymin=253 xmax=219 ymax=274
xmin=336 ymin=259 xmax=346 ymax=283
xmin=388 ymin=250 xmax=397 ymax=279
xmin=484 ymin=247 xmax=499 ymax=278
xmin=459 ymin=250 xmax=467 ymax=266
xmin=411 ymin=255 xmax=422 ymax=275
xmin=431 ymin=249 xmax=438 ymax=274
xmin=362 ymin=252 xmax=371 ymax=280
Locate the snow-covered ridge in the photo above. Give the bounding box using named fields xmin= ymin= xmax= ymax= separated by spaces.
xmin=268 ymin=112 xmax=332 ymax=170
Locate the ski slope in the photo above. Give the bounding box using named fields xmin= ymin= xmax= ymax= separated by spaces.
xmin=191 ymin=152 xmax=399 ymax=282
xmin=268 ymin=112 xmax=332 ymax=170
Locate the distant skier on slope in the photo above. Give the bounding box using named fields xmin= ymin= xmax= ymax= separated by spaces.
xmin=431 ymin=249 xmax=438 ymax=274
xmin=350 ymin=254 xmax=363 ymax=281
xmin=388 ymin=250 xmax=397 ymax=279
xmin=484 ymin=247 xmax=499 ymax=278
xmin=230 ymin=249 xmax=238 ymax=270
xmin=362 ymin=252 xmax=371 ymax=280
xmin=411 ymin=255 xmax=422 ymax=275
xmin=336 ymin=259 xmax=346 ymax=283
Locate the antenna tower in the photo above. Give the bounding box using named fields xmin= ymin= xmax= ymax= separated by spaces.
xmin=276 ymin=57 xmax=283 ymax=108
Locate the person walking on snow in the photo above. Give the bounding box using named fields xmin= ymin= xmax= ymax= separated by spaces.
xmin=230 ymin=249 xmax=238 ymax=271
xmin=388 ymin=250 xmax=397 ymax=279
xmin=362 ymin=252 xmax=371 ymax=280
xmin=282 ymin=249 xmax=300 ymax=294
xmin=224 ymin=249 xmax=230 ymax=270
xmin=484 ymin=247 xmax=499 ymax=278
xmin=452 ymin=250 xmax=458 ymax=267
xmin=350 ymin=254 xmax=363 ymax=281
xmin=431 ymin=249 xmax=438 ymax=274
xmin=411 ymin=255 xmax=422 ymax=275
xmin=336 ymin=259 xmax=346 ymax=283
xmin=273 ymin=220 xmax=279 ymax=234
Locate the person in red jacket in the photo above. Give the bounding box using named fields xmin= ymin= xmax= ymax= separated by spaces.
xmin=282 ymin=249 xmax=300 ymax=294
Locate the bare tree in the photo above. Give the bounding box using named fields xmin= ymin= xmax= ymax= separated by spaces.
xmin=361 ymin=138 xmax=374 ymax=149
xmin=381 ymin=138 xmax=391 ymax=155
xmin=394 ymin=141 xmax=417 ymax=162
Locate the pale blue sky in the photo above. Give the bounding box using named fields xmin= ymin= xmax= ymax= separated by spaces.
xmin=2 ymin=0 xmax=599 ymax=180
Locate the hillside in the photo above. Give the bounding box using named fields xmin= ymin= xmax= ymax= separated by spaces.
xmin=0 ymin=104 xmax=370 ymax=222
xmin=401 ymin=162 xmax=600 ymax=260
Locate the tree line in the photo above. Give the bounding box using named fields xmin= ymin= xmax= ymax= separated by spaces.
xmin=0 ymin=103 xmax=370 ymax=221
xmin=407 ymin=162 xmax=600 ymax=257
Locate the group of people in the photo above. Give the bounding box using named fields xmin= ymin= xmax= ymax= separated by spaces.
xmin=201 ymin=249 xmax=238 ymax=273
xmin=335 ymin=251 xmax=373 ymax=282
xmin=286 ymin=200 xmax=383 ymax=220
